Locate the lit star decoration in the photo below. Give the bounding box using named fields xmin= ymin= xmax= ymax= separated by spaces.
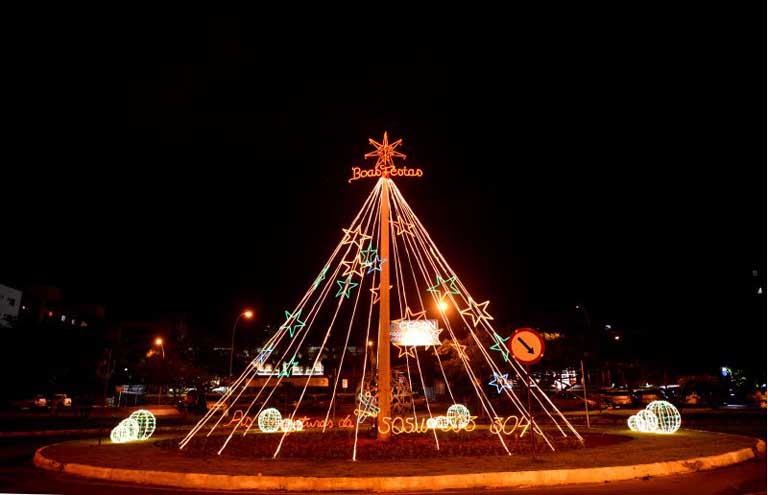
xmin=341 ymin=259 xmax=366 ymax=278
xmin=278 ymin=357 xmax=299 ymax=377
xmin=370 ymin=285 xmax=392 ymax=305
xmin=335 ymin=275 xmax=359 ymax=299
xmin=391 ymin=218 xmax=415 ymax=237
xmin=489 ymin=332 xmax=511 ymax=362
xmin=366 ymin=255 xmax=386 ymax=274
xmin=312 ymin=266 xmax=329 ymax=290
xmin=489 ymin=372 xmax=513 ymax=394
xmin=451 ymin=341 xmax=468 ymax=360
xmin=393 ymin=344 xmax=417 ymax=359
xmin=280 ymin=310 xmax=305 ymax=338
xmin=359 ymin=242 xmax=378 ymax=267
xmin=460 ymin=298 xmax=494 ymax=327
xmin=353 ymin=391 xmax=381 ymax=424
xmin=427 ymin=275 xmax=460 ymax=302
xmin=364 ymin=131 xmax=406 ymax=174
xmin=341 ymin=225 xmax=372 ymax=249
xmin=251 ymin=346 xmax=273 ymax=367
xmin=399 ymin=306 xmax=427 ymax=321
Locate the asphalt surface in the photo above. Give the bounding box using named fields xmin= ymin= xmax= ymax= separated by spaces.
xmin=0 ymin=421 xmax=764 ymax=494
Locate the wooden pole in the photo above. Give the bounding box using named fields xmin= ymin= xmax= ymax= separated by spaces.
xmin=377 ymin=178 xmax=391 ymax=440
xmin=527 ymin=364 xmax=535 ymax=458
xmin=581 ymin=359 xmax=591 ymax=428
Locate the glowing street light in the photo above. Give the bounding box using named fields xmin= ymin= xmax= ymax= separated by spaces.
xmin=154 ymin=337 xmax=165 ymax=359
xmin=438 ymin=300 xmax=449 ymax=312
xmin=230 ymin=309 xmax=255 ymax=378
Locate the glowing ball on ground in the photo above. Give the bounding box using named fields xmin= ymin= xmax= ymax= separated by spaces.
xmin=446 ymin=404 xmax=471 ymax=429
xmin=645 ymin=400 xmax=681 ymax=434
xmin=635 ymin=409 xmax=659 ymax=433
xmin=110 ymin=418 xmax=140 ymax=443
xmin=426 ymin=417 xmax=438 ymax=429
xmin=627 ymin=414 xmax=639 ymax=432
xmin=293 ymin=419 xmax=304 ymax=432
xmin=435 ymin=415 xmax=450 ymax=429
xmin=128 ymin=409 xmax=156 ymax=440
xmin=258 ymin=408 xmax=282 ymax=433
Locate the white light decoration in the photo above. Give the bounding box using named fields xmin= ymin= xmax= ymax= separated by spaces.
xmin=627 ymin=414 xmax=639 ymax=432
xmin=128 ymin=409 xmax=157 ymax=440
xmin=446 ymin=404 xmax=471 ymax=429
xmin=627 ymin=400 xmax=681 ymax=435
xmin=110 ymin=418 xmax=140 ymax=444
xmin=635 ymin=409 xmax=660 ymax=433
xmin=435 ymin=415 xmax=450 ymax=429
xmin=645 ymin=400 xmax=681 ymax=434
xmin=257 ymin=408 xmax=283 ymax=433
xmin=390 ymin=319 xmax=441 ymax=346
xmin=426 ymin=417 xmax=438 ymax=429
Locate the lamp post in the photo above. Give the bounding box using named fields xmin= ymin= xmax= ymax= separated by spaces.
xmin=229 ymin=309 xmax=254 ymax=378
xmin=153 ymin=337 xmax=165 ymax=405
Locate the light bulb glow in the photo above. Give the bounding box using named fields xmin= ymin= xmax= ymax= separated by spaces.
xmin=258 ymin=408 xmax=282 ymax=433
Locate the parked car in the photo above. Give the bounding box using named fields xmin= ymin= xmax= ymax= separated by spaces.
xmin=51 ymin=394 xmax=72 ymax=408
xmin=632 ymin=387 xmax=666 ymax=405
xmin=33 ymin=394 xmax=48 ymax=408
xmin=600 ymin=388 xmax=635 ymax=408
xmin=551 ymin=390 xmax=598 ymax=410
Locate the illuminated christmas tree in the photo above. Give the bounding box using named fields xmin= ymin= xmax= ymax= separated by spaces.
xmin=180 ymin=133 xmax=582 ymax=459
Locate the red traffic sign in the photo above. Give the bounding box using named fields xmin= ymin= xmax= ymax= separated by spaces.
xmin=509 ymin=328 xmax=545 ymax=365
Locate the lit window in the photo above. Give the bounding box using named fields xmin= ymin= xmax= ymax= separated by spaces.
xmin=61 ymin=315 xmax=66 ymax=322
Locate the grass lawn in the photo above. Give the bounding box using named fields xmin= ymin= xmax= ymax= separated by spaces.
xmin=40 ymin=427 xmax=759 ymax=478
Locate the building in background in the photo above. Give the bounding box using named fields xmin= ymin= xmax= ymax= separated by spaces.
xmin=0 ymin=283 xmax=22 ymax=327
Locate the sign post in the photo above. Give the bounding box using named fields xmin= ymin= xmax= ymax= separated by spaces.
xmin=509 ymin=328 xmax=545 ymax=458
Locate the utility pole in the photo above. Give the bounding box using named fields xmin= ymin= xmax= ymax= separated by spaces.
xmin=377 ymin=177 xmax=391 ymax=440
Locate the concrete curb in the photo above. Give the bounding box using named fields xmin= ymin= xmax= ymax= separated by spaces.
xmin=0 ymin=425 xmax=191 ymax=439
xmin=33 ymin=438 xmax=766 ymax=492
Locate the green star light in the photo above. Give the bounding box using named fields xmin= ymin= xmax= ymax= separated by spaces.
xmin=335 ymin=274 xmax=359 ymax=299
xmin=280 ymin=309 xmax=306 ymax=338
xmin=427 ymin=275 xmax=460 ymax=300
xmin=489 ymin=332 xmax=511 ymax=362
xmin=359 ymin=242 xmax=378 ymax=267
xmin=278 ymin=357 xmax=299 ymax=377
xmin=312 ymin=266 xmax=329 ymax=290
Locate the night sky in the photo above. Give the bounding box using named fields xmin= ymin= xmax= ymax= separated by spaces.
xmin=5 ymin=12 xmax=765 ymax=371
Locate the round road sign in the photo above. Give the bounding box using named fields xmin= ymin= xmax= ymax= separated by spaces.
xmin=509 ymin=328 xmax=545 ymax=365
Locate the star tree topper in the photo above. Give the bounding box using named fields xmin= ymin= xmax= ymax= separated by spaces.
xmin=365 ymin=131 xmax=406 ymax=174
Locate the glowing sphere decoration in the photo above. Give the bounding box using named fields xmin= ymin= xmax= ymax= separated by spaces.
xmin=627 ymin=414 xmax=639 ymax=432
xmin=645 ymin=400 xmax=681 ymax=434
xmin=110 ymin=418 xmax=140 ymax=443
xmin=446 ymin=404 xmax=471 ymax=429
xmin=627 ymin=400 xmax=681 ymax=434
xmin=258 ymin=408 xmax=283 ymax=433
xmin=435 ymin=415 xmax=450 ymax=429
xmin=128 ymin=409 xmax=156 ymax=440
xmin=635 ymin=409 xmax=660 ymax=433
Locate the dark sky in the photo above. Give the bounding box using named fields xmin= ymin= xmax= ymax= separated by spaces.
xmin=5 ymin=11 xmax=765 ymax=370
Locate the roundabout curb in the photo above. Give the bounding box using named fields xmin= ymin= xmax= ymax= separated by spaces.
xmin=33 ymin=438 xmax=765 ymax=492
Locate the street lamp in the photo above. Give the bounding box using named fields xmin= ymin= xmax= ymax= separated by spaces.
xmin=229 ymin=309 xmax=254 ymax=378
xmin=154 ymin=337 xmax=165 ymax=359
xmin=437 ymin=300 xmax=449 ymax=313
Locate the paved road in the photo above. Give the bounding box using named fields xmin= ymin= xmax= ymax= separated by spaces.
xmin=1 ymin=432 xmax=764 ymax=494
